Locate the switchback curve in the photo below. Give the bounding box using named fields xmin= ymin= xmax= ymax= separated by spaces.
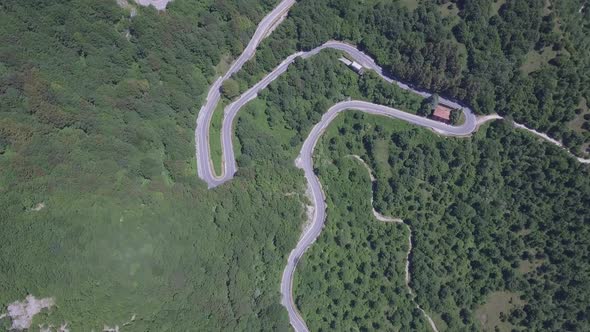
xmin=195 ymin=41 xmax=478 ymax=188
xmin=281 ymin=101 xmax=476 ymax=331
xmin=193 ymin=4 xmax=590 ymax=332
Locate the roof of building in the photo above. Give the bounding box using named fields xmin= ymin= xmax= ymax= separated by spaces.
xmin=338 ymin=57 xmax=352 ymax=66
xmin=350 ymin=61 xmax=363 ymax=71
xmin=433 ymin=104 xmax=451 ymax=121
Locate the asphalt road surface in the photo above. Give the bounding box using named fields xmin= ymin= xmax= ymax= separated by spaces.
xmin=195 ymin=0 xmax=296 ymax=188
xmin=281 ymin=100 xmax=475 ymax=331
xmin=195 ymin=39 xmax=478 ymax=332
xmin=193 ymin=3 xmax=588 ymax=331
xmin=197 ymin=40 xmax=478 ymax=189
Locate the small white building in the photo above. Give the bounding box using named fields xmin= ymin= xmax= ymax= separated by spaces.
xmin=338 ymin=57 xmax=352 ymax=66
xmin=339 ymin=57 xmax=364 ymax=75
xmin=350 ymin=61 xmax=364 ymax=74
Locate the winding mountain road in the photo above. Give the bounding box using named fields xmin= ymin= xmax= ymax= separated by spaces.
xmin=195 ymin=0 xmax=296 ymax=187
xmin=196 ymin=40 xmax=478 ymax=189
xmin=195 ymin=42 xmax=479 ymax=329
xmin=193 ymin=2 xmax=590 ymax=331
xmin=281 ymin=101 xmax=474 ymax=331
xmin=193 ymin=30 xmax=497 ymax=332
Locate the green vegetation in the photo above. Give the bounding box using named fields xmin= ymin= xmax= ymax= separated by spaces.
xmin=475 ymin=291 xmax=524 ymax=332
xmin=450 ymin=108 xmax=463 ymax=125
xmin=232 ymin=50 xmax=433 ymax=331
xmin=221 ymin=79 xmax=240 ymax=99
xmin=297 ymin=110 xmax=590 ymax=331
xmin=2 ymin=0 xmax=590 ymax=331
xmin=439 ymin=2 xmax=460 ymax=19
xmin=399 ymin=0 xmax=420 ymax=11
xmin=520 ymin=47 xmax=558 ymax=75
xmin=0 ymin=4 xmax=420 ymax=328
xmin=569 ymin=98 xmax=590 ymax=154
xmin=294 ymin=117 xmax=427 ymax=331
xmin=209 ymin=102 xmax=225 ymax=176
xmin=0 ymin=0 xmax=304 ymax=330
xmin=246 ymin=50 xmax=424 ymax=147
xmin=252 ymin=0 xmax=590 ymax=155
xmin=234 ymin=44 xmax=590 ymax=331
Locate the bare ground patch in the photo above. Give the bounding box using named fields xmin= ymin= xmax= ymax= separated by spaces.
xmin=133 ymin=0 xmax=174 ymax=11
xmin=2 ymin=295 xmax=55 ymax=330
xmin=31 ymin=202 xmax=46 ymax=211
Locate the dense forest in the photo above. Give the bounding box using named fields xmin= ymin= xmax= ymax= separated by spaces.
xmin=0 ymin=0 xmax=303 ymax=330
xmin=295 ymin=113 xmax=590 ymax=331
xmin=2 ymin=0 xmax=590 ymax=331
xmin=237 ymin=44 xmax=590 ymax=331
xmin=242 ymin=0 xmax=590 ymax=156
xmin=294 ymin=146 xmax=425 ymax=331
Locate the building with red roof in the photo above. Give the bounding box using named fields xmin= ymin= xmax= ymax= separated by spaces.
xmin=432 ymin=104 xmax=452 ymax=123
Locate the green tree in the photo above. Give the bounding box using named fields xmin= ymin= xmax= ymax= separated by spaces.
xmin=222 ymin=78 xmax=240 ymax=99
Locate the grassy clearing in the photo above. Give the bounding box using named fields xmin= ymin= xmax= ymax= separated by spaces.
xmin=476 ymin=291 xmax=525 ymax=332
xmin=518 ymin=259 xmax=544 ymax=274
xmin=492 ymin=0 xmax=507 ymax=15
xmin=244 ymin=99 xmax=289 ymax=137
xmin=568 ymin=98 xmax=590 ymax=155
xmin=439 ymin=2 xmax=460 ymax=19
xmin=373 ymin=139 xmax=392 ymax=178
xmin=209 ymin=102 xmax=225 ymax=176
xmin=431 ymin=313 xmax=448 ymax=332
xmin=398 ymin=0 xmax=419 ymax=11
xmin=568 ymin=98 xmax=589 ymax=132
xmin=239 ymin=98 xmax=295 ymax=154
xmin=520 ymin=47 xmax=557 ymax=75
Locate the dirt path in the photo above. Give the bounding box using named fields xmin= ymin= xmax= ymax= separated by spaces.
xmin=349 ymin=155 xmax=439 ymax=332
xmin=192 ymin=1 xmax=590 ymax=330
xmin=477 ymin=115 xmax=590 ymax=164
xmin=348 ymin=155 xmax=403 ymax=223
